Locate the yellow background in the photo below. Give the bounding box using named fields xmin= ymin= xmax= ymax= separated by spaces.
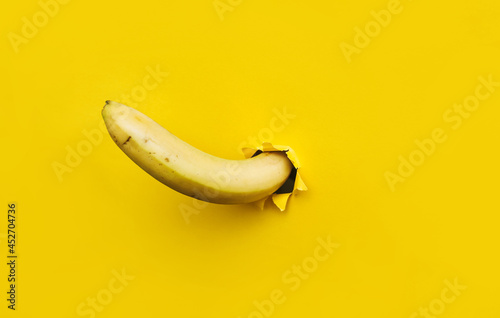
xmin=1 ymin=0 xmax=500 ymax=317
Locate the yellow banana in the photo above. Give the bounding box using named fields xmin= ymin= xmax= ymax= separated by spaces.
xmin=102 ymin=101 xmax=293 ymax=204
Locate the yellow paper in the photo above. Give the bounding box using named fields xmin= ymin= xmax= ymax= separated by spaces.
xmin=2 ymin=0 xmax=499 ymax=317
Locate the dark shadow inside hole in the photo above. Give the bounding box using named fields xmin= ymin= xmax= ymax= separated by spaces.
xmin=275 ymin=168 xmax=296 ymax=194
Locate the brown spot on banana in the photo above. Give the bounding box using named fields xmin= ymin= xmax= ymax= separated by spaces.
xmin=122 ymin=136 xmax=131 ymax=145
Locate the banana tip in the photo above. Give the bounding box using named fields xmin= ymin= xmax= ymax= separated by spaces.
xmin=102 ymin=100 xmax=112 ymax=119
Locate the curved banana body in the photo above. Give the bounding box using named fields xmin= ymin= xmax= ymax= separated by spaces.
xmin=102 ymin=101 xmax=293 ymax=204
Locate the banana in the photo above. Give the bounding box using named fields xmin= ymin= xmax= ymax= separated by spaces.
xmin=102 ymin=101 xmax=293 ymax=204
